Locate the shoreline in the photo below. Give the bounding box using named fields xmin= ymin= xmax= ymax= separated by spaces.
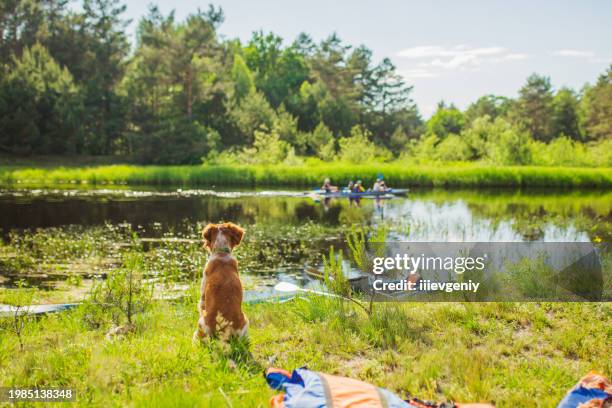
xmin=1 ymin=163 xmax=611 ymax=188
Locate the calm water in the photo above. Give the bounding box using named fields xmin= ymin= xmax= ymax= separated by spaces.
xmin=1 ymin=186 xmax=609 ymax=242
xmin=0 ymin=186 xmax=609 ymax=294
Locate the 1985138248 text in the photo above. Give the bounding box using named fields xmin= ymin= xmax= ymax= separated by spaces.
xmin=0 ymin=387 xmax=75 ymax=402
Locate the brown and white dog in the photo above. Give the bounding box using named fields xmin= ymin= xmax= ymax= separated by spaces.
xmin=193 ymin=222 xmax=248 ymax=342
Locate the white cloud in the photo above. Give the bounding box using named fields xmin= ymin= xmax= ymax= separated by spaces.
xmin=490 ymin=53 xmax=530 ymax=63
xmin=421 ymin=54 xmax=480 ymax=69
xmin=397 ymin=45 xmax=505 ymax=59
xmin=396 ymin=45 xmax=525 ymax=73
xmin=396 ymin=46 xmax=451 ymax=58
xmin=464 ymin=46 xmax=507 ymax=56
xmin=551 ymin=49 xmax=595 ymax=58
xmin=398 ymin=68 xmax=439 ymax=79
xmin=502 ymin=53 xmax=529 ymax=60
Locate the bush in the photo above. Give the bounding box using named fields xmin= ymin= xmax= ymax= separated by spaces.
xmin=589 ymin=139 xmax=612 ymax=167
xmin=529 ymin=137 xmax=612 ymax=167
xmin=318 ymin=139 xmax=337 ymax=161
xmin=84 ymin=252 xmax=153 ymax=328
xmin=402 ymin=134 xmax=438 ymax=163
xmin=490 ymin=128 xmax=532 ymax=165
xmin=389 ymin=126 xmax=411 ymax=152
xmin=0 ymin=283 xmax=35 ymax=350
xmin=299 ymin=122 xmax=335 ymax=158
xmin=435 ymin=134 xmax=472 ymax=162
xmin=483 ymin=118 xmax=532 ymax=165
xmin=338 ymin=126 xmax=391 ymax=163
xmin=239 ymin=127 xmax=292 ymax=165
xmin=427 ymin=104 xmax=465 ymax=138
xmin=462 ymin=115 xmax=494 ymax=159
xmin=460 ymin=116 xmax=532 ymax=165
xmin=322 ymin=246 xmax=351 ymax=298
xmin=402 ymin=133 xmax=471 ymax=163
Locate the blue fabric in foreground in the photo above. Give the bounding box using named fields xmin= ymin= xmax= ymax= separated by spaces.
xmin=271 ymin=368 xmax=326 ymax=408
xmin=556 ymin=385 xmax=610 ymax=408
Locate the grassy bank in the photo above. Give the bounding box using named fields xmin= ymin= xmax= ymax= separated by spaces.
xmin=0 ymin=293 xmax=609 ymax=407
xmin=1 ymin=163 xmax=611 ymax=188
xmin=1 ymin=222 xmax=610 ymax=407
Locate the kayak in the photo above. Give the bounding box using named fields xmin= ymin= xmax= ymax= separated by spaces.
xmin=309 ymin=188 xmax=408 ymax=198
xmin=0 ymin=293 xmax=295 ymax=317
xmin=0 ymin=303 xmax=79 ymax=317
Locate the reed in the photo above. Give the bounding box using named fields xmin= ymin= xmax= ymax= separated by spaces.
xmin=1 ymin=163 xmax=611 ymax=188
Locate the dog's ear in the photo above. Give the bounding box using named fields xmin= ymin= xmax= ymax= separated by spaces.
xmin=224 ymin=222 xmax=244 ymax=248
xmin=202 ymin=223 xmax=218 ymax=251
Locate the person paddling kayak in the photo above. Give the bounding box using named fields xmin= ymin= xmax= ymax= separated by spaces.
xmin=372 ymin=175 xmax=388 ymax=192
xmin=352 ymin=180 xmax=365 ymax=193
xmin=321 ymin=178 xmax=338 ymax=193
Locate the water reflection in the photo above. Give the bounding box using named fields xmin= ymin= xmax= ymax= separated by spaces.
xmin=0 ymin=187 xmax=609 ymax=243
xmin=381 ymin=199 xmax=591 ymax=242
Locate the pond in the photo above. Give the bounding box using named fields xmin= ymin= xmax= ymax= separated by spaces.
xmin=0 ymin=186 xmax=610 ymax=297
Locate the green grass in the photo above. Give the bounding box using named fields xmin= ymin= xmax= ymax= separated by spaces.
xmin=1 ymin=163 xmax=611 ymax=188
xmin=0 ymin=225 xmax=610 ymax=406
xmin=0 ymin=191 xmax=609 ymax=406
xmin=0 ymin=294 xmax=609 ymax=407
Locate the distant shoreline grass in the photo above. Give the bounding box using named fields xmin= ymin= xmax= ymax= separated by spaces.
xmin=1 ymin=163 xmax=611 ymax=188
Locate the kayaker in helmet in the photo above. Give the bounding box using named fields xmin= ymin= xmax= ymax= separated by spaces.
xmin=373 ymin=176 xmax=387 ymax=192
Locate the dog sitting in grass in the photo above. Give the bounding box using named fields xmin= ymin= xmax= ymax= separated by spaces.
xmin=193 ymin=222 xmax=248 ymax=342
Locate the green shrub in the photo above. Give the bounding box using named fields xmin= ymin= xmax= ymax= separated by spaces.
xmin=323 ymin=246 xmax=351 ymax=298
xmin=300 ymin=122 xmax=335 ymax=159
xmin=0 ymin=283 xmax=35 ymax=350
xmin=249 ymin=128 xmax=292 ymax=165
xmin=529 ymin=137 xmax=612 ymax=167
xmin=338 ymin=126 xmax=392 ymax=163
xmin=436 ymin=134 xmax=473 ymax=161
xmin=485 ymin=120 xmax=532 ymax=165
xmin=84 ymin=252 xmax=154 ymax=328
xmin=403 ymin=134 xmax=438 ymax=163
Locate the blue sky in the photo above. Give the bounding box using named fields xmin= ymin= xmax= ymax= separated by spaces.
xmin=116 ymin=0 xmax=612 ymax=117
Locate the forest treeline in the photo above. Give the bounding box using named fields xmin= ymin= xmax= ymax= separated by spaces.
xmin=1 ymin=0 xmax=611 ymax=166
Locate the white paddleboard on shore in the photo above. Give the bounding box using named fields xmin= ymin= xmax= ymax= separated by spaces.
xmin=0 ymin=303 xmax=79 ymax=317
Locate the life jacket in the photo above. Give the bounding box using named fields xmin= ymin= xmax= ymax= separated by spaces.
xmin=265 ymin=367 xmax=414 ymax=408
xmin=556 ymin=372 xmax=611 ymax=408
